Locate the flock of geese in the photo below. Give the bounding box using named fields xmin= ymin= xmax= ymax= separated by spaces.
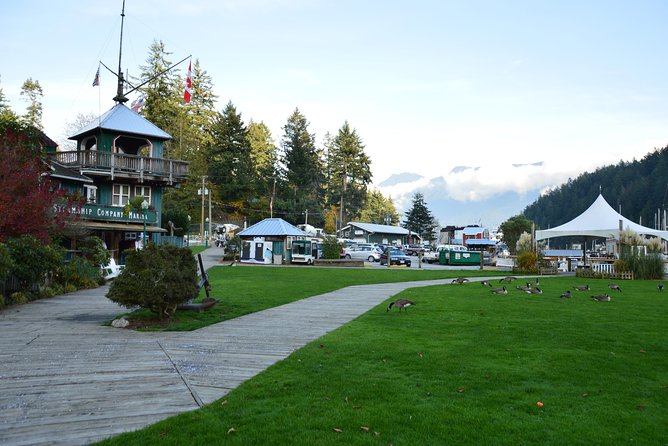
xmin=387 ymin=276 xmax=665 ymax=312
xmin=460 ymin=276 xmax=663 ymax=302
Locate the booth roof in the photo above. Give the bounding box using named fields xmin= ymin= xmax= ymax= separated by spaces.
xmin=238 ymin=218 xmax=306 ymax=237
xmin=535 ymin=194 xmax=668 ymax=242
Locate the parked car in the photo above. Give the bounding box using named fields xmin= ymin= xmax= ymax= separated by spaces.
xmin=404 ymin=244 xmax=425 ymax=256
xmin=343 ymin=244 xmax=382 ymax=262
xmin=380 ymin=248 xmax=412 ymax=266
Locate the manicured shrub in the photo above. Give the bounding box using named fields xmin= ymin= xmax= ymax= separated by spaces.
xmin=106 ymin=244 xmax=198 ymax=319
xmin=322 ymin=236 xmax=343 ymax=259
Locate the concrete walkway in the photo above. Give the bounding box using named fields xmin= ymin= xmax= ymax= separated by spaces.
xmin=0 ymin=247 xmax=495 ymax=445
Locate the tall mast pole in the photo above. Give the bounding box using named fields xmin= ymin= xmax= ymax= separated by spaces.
xmin=113 ymin=0 xmax=129 ymax=103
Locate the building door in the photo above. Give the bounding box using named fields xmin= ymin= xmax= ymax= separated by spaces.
xmin=254 ymin=242 xmax=264 ymax=261
xmin=241 ymin=241 xmax=251 ymax=260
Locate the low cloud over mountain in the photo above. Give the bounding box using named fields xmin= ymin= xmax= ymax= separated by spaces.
xmin=377 ymin=161 xmax=571 ymax=228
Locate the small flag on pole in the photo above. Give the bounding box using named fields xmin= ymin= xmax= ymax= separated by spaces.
xmin=92 ymin=65 xmax=100 ymax=87
xmin=183 ymin=60 xmax=192 ymax=103
xmin=131 ymin=97 xmax=145 ymax=113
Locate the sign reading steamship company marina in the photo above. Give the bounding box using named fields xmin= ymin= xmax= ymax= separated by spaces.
xmin=53 ymin=203 xmax=158 ymax=224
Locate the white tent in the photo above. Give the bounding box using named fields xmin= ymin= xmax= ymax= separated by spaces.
xmin=535 ymin=194 xmax=668 ymax=242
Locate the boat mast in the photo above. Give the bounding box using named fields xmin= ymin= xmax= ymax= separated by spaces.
xmin=113 ymin=0 xmax=129 ymax=103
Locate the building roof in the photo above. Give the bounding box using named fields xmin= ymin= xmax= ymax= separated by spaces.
xmin=463 ymin=226 xmax=485 ymax=235
xmin=46 ymin=160 xmax=94 ymax=183
xmin=346 ymin=222 xmax=409 ymax=236
xmin=465 ymin=238 xmax=496 ymax=246
xmin=69 ymin=103 xmax=172 ymax=141
xmin=238 ymin=218 xmax=306 ymax=237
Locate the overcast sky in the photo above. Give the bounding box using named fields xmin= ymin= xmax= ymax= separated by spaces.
xmin=2 ymin=0 xmax=668 ymax=215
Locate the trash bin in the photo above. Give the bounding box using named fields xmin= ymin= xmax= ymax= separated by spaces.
xmin=273 ymin=254 xmax=283 ymax=265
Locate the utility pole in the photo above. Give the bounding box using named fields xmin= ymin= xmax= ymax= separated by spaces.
xmin=339 ymin=160 xmax=347 ymax=236
xmin=200 ymin=176 xmax=207 ymax=243
xmin=208 ymin=181 xmax=212 ymax=246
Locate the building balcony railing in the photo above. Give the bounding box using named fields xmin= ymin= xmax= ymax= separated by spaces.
xmin=50 ymin=151 xmax=189 ymax=184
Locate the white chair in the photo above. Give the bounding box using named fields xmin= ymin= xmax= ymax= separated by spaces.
xmin=101 ymin=257 xmax=125 ymax=280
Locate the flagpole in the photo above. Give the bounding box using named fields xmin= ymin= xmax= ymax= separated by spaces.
xmin=97 ymin=64 xmax=101 ymax=126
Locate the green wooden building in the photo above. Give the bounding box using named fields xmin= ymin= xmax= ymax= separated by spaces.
xmin=47 ymin=103 xmax=188 ymax=262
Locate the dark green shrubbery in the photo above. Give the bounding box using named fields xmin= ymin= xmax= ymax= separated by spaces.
xmin=6 ymin=235 xmax=63 ymax=292
xmin=78 ymin=236 xmax=111 ymax=266
xmin=106 ymin=244 xmax=198 ymax=319
xmin=59 ymin=255 xmax=104 ymax=289
xmin=322 ymin=236 xmax=343 ymax=259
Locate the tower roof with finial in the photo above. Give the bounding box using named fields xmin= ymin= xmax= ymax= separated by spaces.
xmin=68 ymin=103 xmax=171 ymax=141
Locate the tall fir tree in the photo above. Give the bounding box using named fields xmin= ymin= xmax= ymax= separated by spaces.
xmin=136 ymin=40 xmax=181 ymax=159
xmin=359 ymin=189 xmax=400 ymax=224
xmin=20 ymin=78 xmax=43 ymax=129
xmin=279 ymin=108 xmax=324 ymax=226
xmin=207 ymin=101 xmax=254 ymax=205
xmin=163 ymin=58 xmax=219 ymax=221
xmin=182 ymin=58 xmax=217 ymax=163
xmin=403 ymin=192 xmax=437 ymax=241
xmin=247 ymin=120 xmax=278 ymax=198
xmin=326 ymin=121 xmax=372 ymax=224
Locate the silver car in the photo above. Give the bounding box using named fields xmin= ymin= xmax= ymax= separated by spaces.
xmin=343 ymin=244 xmax=382 ymax=262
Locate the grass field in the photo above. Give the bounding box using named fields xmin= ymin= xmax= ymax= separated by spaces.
xmin=127 ymin=266 xmax=505 ymax=331
xmin=98 ymin=275 xmax=668 ymax=445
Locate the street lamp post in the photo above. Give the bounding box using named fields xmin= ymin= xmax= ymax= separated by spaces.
xmin=205 ymin=217 xmax=209 ymax=248
xmin=141 ymin=199 xmax=149 ymax=248
xmin=187 ymin=215 xmax=191 ymax=246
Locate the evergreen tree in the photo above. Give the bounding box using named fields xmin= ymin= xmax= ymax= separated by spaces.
xmin=247 ymin=120 xmax=278 ymax=197
xmin=279 ymin=108 xmax=324 ymax=226
xmin=182 ymin=58 xmax=217 ymax=163
xmin=136 ymin=40 xmax=181 ymax=159
xmin=207 ymin=101 xmax=254 ymax=204
xmin=20 ymin=78 xmax=43 ymax=129
xmin=359 ymin=189 xmax=400 ymax=224
xmin=0 ymin=76 xmax=9 ymax=111
xmin=0 ymin=77 xmax=18 ymax=122
xmin=402 ymin=192 xmax=437 ymax=241
xmin=162 ymin=59 xmax=219 ymax=223
xmin=326 ymin=121 xmax=372 ymax=223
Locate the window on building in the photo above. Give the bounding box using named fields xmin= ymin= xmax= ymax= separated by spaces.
xmin=112 ymin=184 xmax=130 ymax=206
xmin=134 ymin=185 xmax=151 ymax=204
xmin=84 ymin=185 xmax=97 ymax=204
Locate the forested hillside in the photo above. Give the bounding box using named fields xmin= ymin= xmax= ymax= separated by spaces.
xmin=523 ymin=145 xmax=668 ymax=231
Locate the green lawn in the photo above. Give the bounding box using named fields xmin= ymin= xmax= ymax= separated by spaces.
xmin=99 ymin=276 xmax=668 ymax=445
xmin=129 ymin=266 xmax=505 ymax=331
xmin=188 ymin=245 xmax=208 ymax=256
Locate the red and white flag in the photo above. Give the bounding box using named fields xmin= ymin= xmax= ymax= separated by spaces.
xmin=183 ymin=60 xmax=192 ymax=103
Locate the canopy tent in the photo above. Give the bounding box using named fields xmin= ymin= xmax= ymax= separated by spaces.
xmin=535 ymin=194 xmax=668 ymax=242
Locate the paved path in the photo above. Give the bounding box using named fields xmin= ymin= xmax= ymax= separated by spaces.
xmin=0 ymin=247 xmax=498 ymax=445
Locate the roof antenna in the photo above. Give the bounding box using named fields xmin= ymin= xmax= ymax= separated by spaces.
xmin=113 ymin=0 xmax=129 ymax=103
